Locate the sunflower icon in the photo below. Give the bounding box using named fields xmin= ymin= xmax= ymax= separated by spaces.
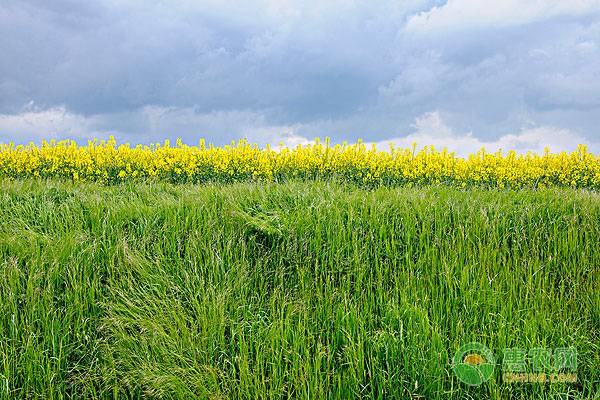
xmin=452 ymin=342 xmax=496 ymax=386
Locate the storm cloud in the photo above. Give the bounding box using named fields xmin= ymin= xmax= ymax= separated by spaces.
xmin=1 ymin=0 xmax=600 ymax=153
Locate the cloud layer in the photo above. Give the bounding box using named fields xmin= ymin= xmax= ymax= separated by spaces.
xmin=406 ymin=0 xmax=600 ymax=32
xmin=1 ymin=0 xmax=599 ymax=153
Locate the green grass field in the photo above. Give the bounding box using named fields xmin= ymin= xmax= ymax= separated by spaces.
xmin=0 ymin=180 xmax=598 ymax=399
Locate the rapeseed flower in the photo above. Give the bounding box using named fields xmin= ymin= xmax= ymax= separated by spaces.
xmin=0 ymin=137 xmax=598 ymax=188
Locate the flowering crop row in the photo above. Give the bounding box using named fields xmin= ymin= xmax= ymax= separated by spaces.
xmin=1 ymin=137 xmax=599 ymax=188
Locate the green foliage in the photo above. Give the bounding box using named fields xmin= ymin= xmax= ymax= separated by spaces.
xmin=0 ymin=180 xmax=598 ymax=399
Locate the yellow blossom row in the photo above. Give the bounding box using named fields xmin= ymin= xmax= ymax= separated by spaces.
xmin=0 ymin=137 xmax=599 ymax=188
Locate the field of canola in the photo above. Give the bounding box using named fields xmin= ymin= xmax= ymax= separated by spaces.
xmin=1 ymin=137 xmax=599 ymax=188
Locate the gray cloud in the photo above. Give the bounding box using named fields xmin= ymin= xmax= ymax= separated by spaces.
xmin=0 ymin=0 xmax=599 ymax=151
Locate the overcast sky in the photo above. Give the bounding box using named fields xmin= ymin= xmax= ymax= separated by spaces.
xmin=1 ymin=0 xmax=600 ymax=154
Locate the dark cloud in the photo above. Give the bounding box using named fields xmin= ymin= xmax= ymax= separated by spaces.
xmin=0 ymin=0 xmax=599 ymax=149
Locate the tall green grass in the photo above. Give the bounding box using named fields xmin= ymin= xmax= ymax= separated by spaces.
xmin=0 ymin=180 xmax=598 ymax=399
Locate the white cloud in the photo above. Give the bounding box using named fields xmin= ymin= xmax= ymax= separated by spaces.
xmin=1 ymin=107 xmax=597 ymax=156
xmin=0 ymin=105 xmax=109 ymax=142
xmin=0 ymin=105 xmax=314 ymax=148
xmin=242 ymin=124 xmax=315 ymax=148
xmin=406 ymin=0 xmax=600 ymax=32
xmin=373 ymin=111 xmax=600 ymax=156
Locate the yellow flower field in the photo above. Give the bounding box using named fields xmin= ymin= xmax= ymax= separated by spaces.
xmin=1 ymin=137 xmax=599 ymax=188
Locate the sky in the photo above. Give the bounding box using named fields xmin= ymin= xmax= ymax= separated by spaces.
xmin=1 ymin=0 xmax=600 ymax=154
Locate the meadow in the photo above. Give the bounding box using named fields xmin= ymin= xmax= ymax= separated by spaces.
xmin=0 ymin=178 xmax=598 ymax=399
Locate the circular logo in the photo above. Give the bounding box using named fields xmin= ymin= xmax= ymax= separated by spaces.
xmin=452 ymin=342 xmax=496 ymax=386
